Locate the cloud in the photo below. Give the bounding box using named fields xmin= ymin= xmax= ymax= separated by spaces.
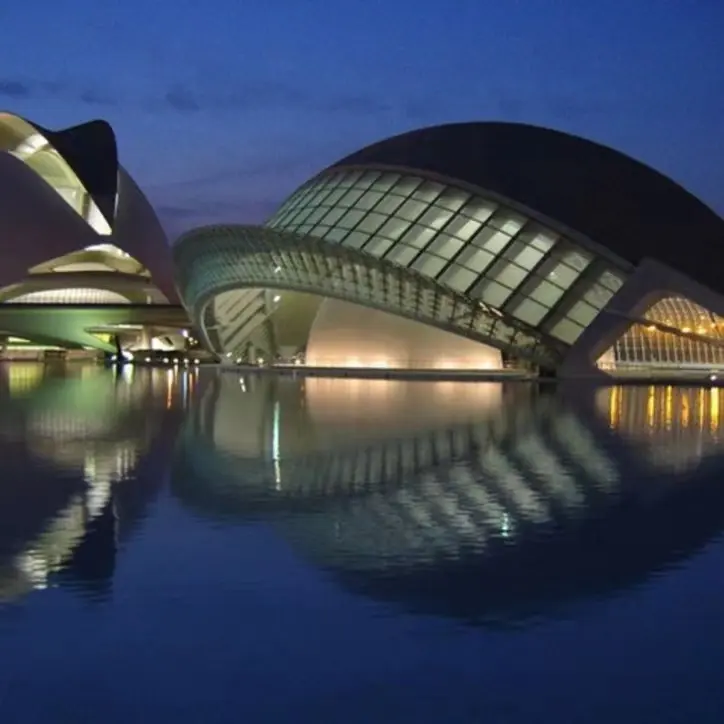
xmin=0 ymin=72 xmax=434 ymax=122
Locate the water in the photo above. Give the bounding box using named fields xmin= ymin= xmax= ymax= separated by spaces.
xmin=1 ymin=364 xmax=724 ymax=722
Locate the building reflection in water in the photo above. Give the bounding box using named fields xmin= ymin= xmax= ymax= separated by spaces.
xmin=0 ymin=362 xmax=190 ymax=602
xmin=174 ymin=373 xmax=724 ymax=624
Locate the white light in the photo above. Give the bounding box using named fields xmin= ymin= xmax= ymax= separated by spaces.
xmin=235 ymin=358 xmax=242 ymax=364
xmin=257 ymin=357 xmax=265 ymax=365
xmin=193 ymin=359 xmax=200 ymax=365
xmin=144 ymin=357 xmax=151 ymax=363
xmin=711 ymin=374 xmax=718 ymax=381
xmin=184 ymin=359 xmax=189 ymax=365
xmin=226 ymin=352 xmax=232 ymax=358
xmin=181 ymin=330 xmax=189 ymax=338
xmin=273 ymin=295 xmax=281 ymax=303
xmin=274 ymin=266 xmax=281 ymax=274
xmin=163 ymin=357 xmax=169 ymax=364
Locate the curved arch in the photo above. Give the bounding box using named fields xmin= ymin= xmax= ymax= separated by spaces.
xmin=173 ymin=225 xmax=564 ymax=366
xmin=327 ymin=121 xmax=724 ymax=295
xmin=0 ymin=112 xmax=116 ymax=233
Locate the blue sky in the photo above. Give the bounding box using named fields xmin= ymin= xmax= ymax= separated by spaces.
xmin=2 ymin=0 xmax=723 ymax=238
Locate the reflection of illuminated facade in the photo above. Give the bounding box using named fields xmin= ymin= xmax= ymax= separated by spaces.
xmin=0 ymin=364 xmax=190 ymax=601
xmin=0 ymin=112 xmax=184 ymax=355
xmin=173 ymin=374 xmax=724 ymax=623
xmin=173 ymin=122 xmax=724 ymax=378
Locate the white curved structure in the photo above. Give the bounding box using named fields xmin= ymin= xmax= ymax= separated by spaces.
xmin=0 ymin=112 xmax=181 ymax=352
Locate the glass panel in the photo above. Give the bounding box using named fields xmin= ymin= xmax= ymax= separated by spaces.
xmin=488 ymin=209 xmax=526 ymax=236
xmin=546 ymin=261 xmax=580 ymax=288
xmin=396 ymin=198 xmax=429 ymax=222
xmin=567 ymin=300 xmax=599 ymax=326
xmin=416 ymin=206 xmax=455 ymax=230
xmin=511 ymin=298 xmax=548 ymax=326
xmin=559 ymin=247 xmax=592 ymax=272
xmin=322 ymin=227 xmax=348 ymax=243
xmin=385 ymin=244 xmax=419 ymax=266
xmin=340 ymin=231 xmax=368 ymax=249
xmin=583 ymin=283 xmax=614 ymax=309
xmin=389 ymin=177 xmax=422 ymax=196
xmin=411 ymin=181 xmax=445 ymax=203
xmin=375 ymin=194 xmax=406 ymax=215
xmin=599 ymin=270 xmax=625 ymax=292
xmin=400 ymin=225 xmax=438 ymax=249
xmin=356 ymin=170 xmax=381 ymax=189
xmin=456 ymin=246 xmax=495 ymax=273
xmin=364 ymin=237 xmax=394 ymax=257
xmin=377 ymin=217 xmax=410 ymax=241
xmin=337 ymin=170 xmax=364 ymax=187
xmin=435 ymin=188 xmax=469 ymax=212
xmin=444 ymin=215 xmax=481 ymax=241
xmin=528 ymin=278 xmax=566 ymax=308
xmin=503 ymin=239 xmax=545 ymax=270
xmin=426 ymin=234 xmax=465 ymax=259
xmin=439 ymin=265 xmax=477 ymax=292
xmin=321 ymin=187 xmax=349 ymax=206
xmin=355 ymin=212 xmax=387 ymax=235
xmin=478 ymin=280 xmax=513 ymax=307
xmin=337 ymin=208 xmax=367 ymax=229
xmin=355 ymin=190 xmax=386 ymax=210
xmin=472 ymin=226 xmax=515 ymax=255
xmin=550 ymin=318 xmax=584 ymax=344
xmin=490 ymin=261 xmax=528 ymax=290
xmin=337 ymin=188 xmax=366 ymax=207
xmin=371 ymin=173 xmax=401 ymax=191
xmin=412 ymin=253 xmax=447 ymax=277
xmin=460 ymin=198 xmax=497 ymax=224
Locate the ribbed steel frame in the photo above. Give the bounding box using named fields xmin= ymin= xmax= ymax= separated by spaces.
xmin=173 ymin=226 xmax=566 ymax=367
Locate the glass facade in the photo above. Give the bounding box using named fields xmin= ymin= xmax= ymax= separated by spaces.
xmin=7 ymin=288 xmax=131 ymax=305
xmin=267 ymin=169 xmax=628 ymax=345
xmin=601 ymin=296 xmax=724 ymax=369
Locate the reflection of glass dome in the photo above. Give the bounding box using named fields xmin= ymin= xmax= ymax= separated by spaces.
xmin=173 ymin=374 xmax=724 ymax=624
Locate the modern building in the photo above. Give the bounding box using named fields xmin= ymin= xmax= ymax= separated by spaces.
xmin=0 ymin=112 xmax=187 ymax=357
xmin=173 ymin=122 xmax=724 ymax=377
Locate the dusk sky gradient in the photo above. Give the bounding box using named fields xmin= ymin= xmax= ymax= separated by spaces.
xmin=3 ymin=0 xmax=723 ymax=239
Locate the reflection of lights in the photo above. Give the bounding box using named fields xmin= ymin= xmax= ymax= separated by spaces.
xmin=239 ymin=378 xmax=246 ymax=392
xmin=272 ymin=401 xmax=281 ymax=489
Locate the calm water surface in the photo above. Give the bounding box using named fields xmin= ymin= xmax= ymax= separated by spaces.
xmin=1 ymin=363 xmax=724 ymax=722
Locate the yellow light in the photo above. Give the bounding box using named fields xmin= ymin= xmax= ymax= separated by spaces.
xmin=646 ymin=325 xmax=656 ymax=331
xmin=682 ymin=327 xmax=691 ymax=333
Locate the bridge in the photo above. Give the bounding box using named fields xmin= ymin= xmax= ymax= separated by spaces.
xmin=0 ymin=304 xmax=189 ymax=352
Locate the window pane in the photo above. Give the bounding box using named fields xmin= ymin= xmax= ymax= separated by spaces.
xmin=567 ymin=300 xmax=599 ymax=326
xmin=439 ymin=265 xmax=477 ymax=292
xmin=342 ymin=231 xmax=368 ymax=249
xmin=412 ymin=253 xmax=447 ymax=277
xmin=371 ymin=173 xmax=401 ymax=191
xmin=559 ymin=247 xmax=592 ymax=272
xmin=337 ymin=208 xmax=366 ymax=229
xmin=546 ymin=262 xmax=580 ymax=288
xmin=386 ymin=244 xmax=419 ymax=266
xmin=599 ymin=270 xmax=625 ymax=292
xmin=436 ymin=188 xmax=469 ymax=212
xmin=511 ymin=298 xmax=548 ymax=326
xmin=378 ymin=217 xmax=410 ymax=240
xmin=503 ymin=239 xmax=545 ymax=270
xmin=416 ymin=206 xmax=455 ymax=230
xmin=456 ymin=246 xmax=495 ymax=273
xmin=488 ymin=209 xmax=526 ymax=236
xmin=472 ymin=226 xmax=514 ymax=255
xmin=338 ymin=188 xmax=366 ymax=207
xmin=356 ymin=171 xmax=381 ymax=189
xmin=364 ymin=237 xmax=394 ymax=257
xmin=355 ymin=190 xmax=386 ymax=210
xmin=400 ymin=225 xmax=438 ymax=249
xmin=477 ymin=280 xmax=513 ymax=307
xmin=411 ymin=181 xmax=445 ymax=203
xmin=389 ymin=177 xmax=422 ymax=196
xmin=323 ymin=227 xmax=348 ymax=243
xmin=491 ymin=261 xmax=528 ymax=290
xmin=427 ymin=234 xmax=465 ymax=259
xmin=338 ymin=170 xmax=364 ymax=187
xmin=396 ymin=199 xmax=428 ymax=221
xmin=356 ymin=212 xmax=387 ymax=235
xmin=460 ymin=198 xmax=497 ymax=224
xmin=528 ymin=278 xmax=566 ymax=307
xmin=550 ymin=318 xmax=584 ymax=344
xmin=445 ymin=215 xmax=481 ymax=241
xmin=583 ymin=283 xmax=614 ymax=309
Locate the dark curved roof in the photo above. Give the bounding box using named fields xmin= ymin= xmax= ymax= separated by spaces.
xmin=331 ymin=122 xmax=724 ymax=293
